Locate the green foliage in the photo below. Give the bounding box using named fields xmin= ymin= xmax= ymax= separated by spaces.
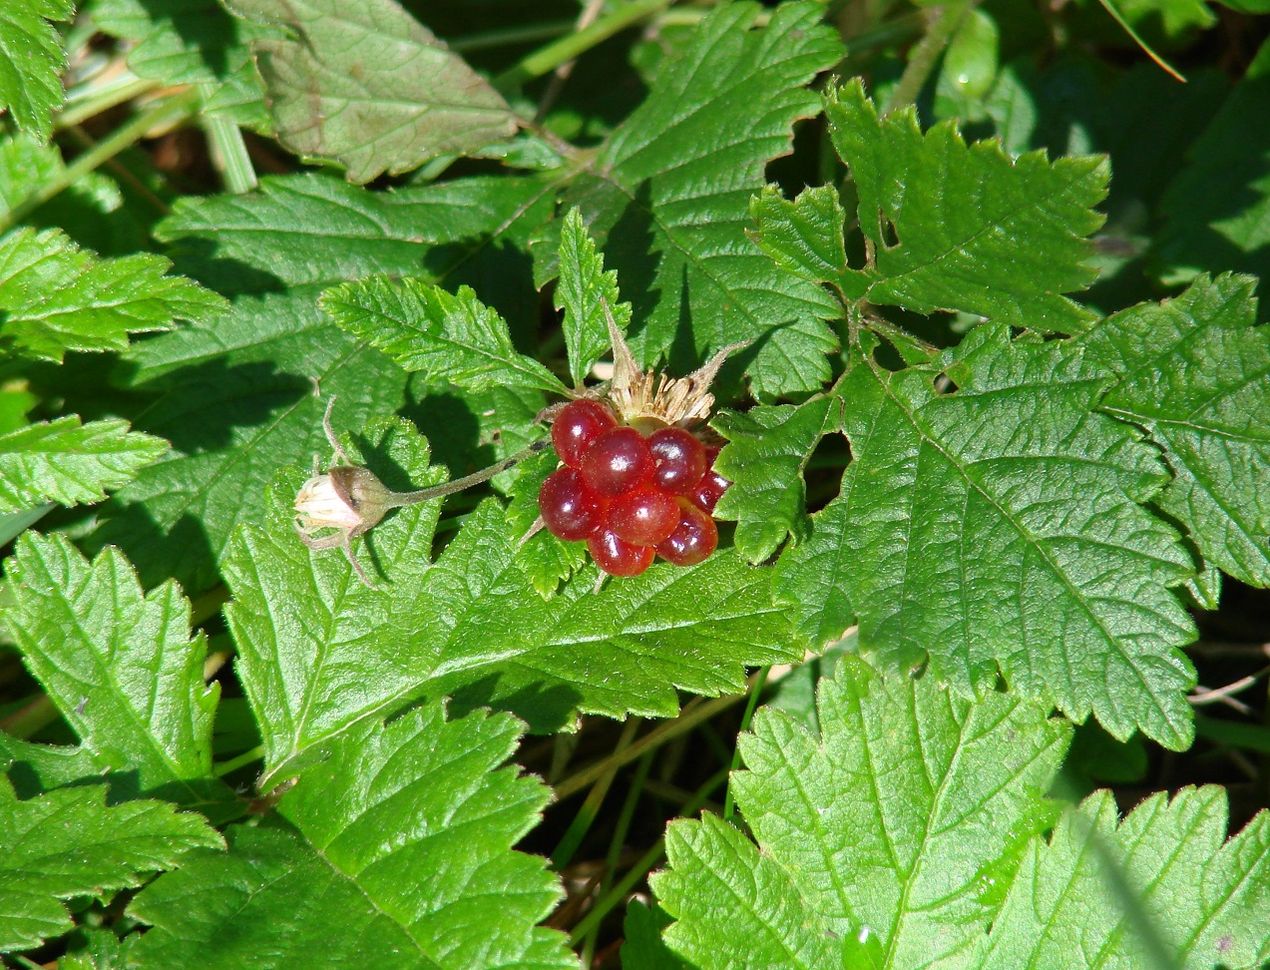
xmin=128 ymin=700 xmax=574 ymax=968
xmin=778 ymin=327 xmax=1198 ymax=749
xmin=2 ymin=533 xmax=230 ymax=810
xmin=0 ymin=778 xmax=222 ymax=952
xmin=0 ymin=0 xmax=73 ymax=141
xmin=749 ymin=184 xmax=850 ymax=290
xmin=0 ymin=227 xmax=226 ymax=361
xmin=555 ymin=207 xmax=631 ymax=388
xmin=648 ymin=657 xmax=1072 ymax=969
xmin=559 ymin=1 xmax=844 ymax=398
xmin=1081 ymin=273 xmax=1270 ymax=587
xmin=226 ymin=0 xmax=516 ymax=183
xmin=0 ymin=415 xmax=166 ymax=513
xmin=824 ymin=79 xmax=1108 ymax=330
xmin=321 ymin=276 xmax=568 ymax=396
xmin=505 ymin=446 xmax=587 ymax=597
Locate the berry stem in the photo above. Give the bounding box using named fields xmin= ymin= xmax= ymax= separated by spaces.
xmin=386 ymin=438 xmax=551 ymax=507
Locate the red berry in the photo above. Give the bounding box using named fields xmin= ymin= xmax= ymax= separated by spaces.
xmin=693 ymin=470 xmax=729 ymax=514
xmin=648 ymin=427 xmax=708 ymax=495
xmin=539 ymin=468 xmax=604 ymax=540
xmin=580 ymin=427 xmax=655 ymax=497
xmin=552 ymin=399 xmax=617 ymax=468
xmin=657 ymin=499 xmax=718 ymax=566
xmin=588 ymin=528 xmax=654 ymax=576
xmin=607 ymin=487 xmax=681 ymax=546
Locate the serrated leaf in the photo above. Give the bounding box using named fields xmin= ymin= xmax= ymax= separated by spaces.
xmin=712 ymin=395 xmax=839 ymax=563
xmin=650 ymin=657 xmax=1071 ymax=969
xmin=2 ymin=533 xmax=230 ymax=811
xmin=223 ymin=419 xmax=800 ymax=785
xmin=86 ymin=174 xmax=554 ymax=592
xmin=559 ymin=2 xmax=843 ymax=398
xmin=0 ymin=227 xmax=227 ymax=361
xmin=749 ymin=184 xmax=849 ymax=289
xmin=0 ymin=0 xmax=72 ymax=142
xmin=1153 ymin=38 xmax=1270 ymax=302
xmin=321 ymin=276 xmax=567 ymax=396
xmin=91 ymin=0 xmax=265 ymax=127
xmin=506 ymin=447 xmax=587 ymax=598
xmin=825 ymin=79 xmax=1108 ymax=331
xmin=0 ymin=734 xmax=101 ymax=798
xmin=0 ymin=415 xmax=167 ymax=514
xmin=128 ymin=701 xmax=574 ymax=969
xmin=1081 ymin=274 xmax=1270 ymax=588
xmin=227 ymin=0 xmax=516 ymax=183
xmin=958 ymin=787 xmax=1270 ymax=969
xmin=556 ymin=207 xmax=631 ymax=387
xmin=777 ymin=327 xmax=1198 ymax=749
xmin=0 ymin=778 xmax=222 ymax=953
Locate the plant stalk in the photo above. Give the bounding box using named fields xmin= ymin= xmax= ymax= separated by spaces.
xmin=882 ymin=1 xmax=973 ymax=115
xmin=722 ymin=664 xmax=770 ymax=822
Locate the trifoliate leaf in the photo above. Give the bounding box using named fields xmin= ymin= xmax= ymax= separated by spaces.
xmin=556 ymin=207 xmax=631 ymax=387
xmin=749 ymin=184 xmax=850 ymax=290
xmin=225 ymin=0 xmax=515 ymax=183
xmin=956 ymin=787 xmax=1270 ymax=969
xmin=0 ymin=227 xmax=227 ymax=361
xmin=0 ymin=415 xmax=167 ymax=514
xmin=223 ymin=419 xmax=801 ymax=786
xmin=1081 ymin=274 xmax=1270 ymax=587
xmin=712 ymin=395 xmax=840 ymax=563
xmin=560 ymin=1 xmax=843 ymax=398
xmin=777 ymin=327 xmax=1198 ymax=749
xmin=321 ymin=276 xmax=568 ymax=396
xmin=0 ymin=0 xmax=72 ymax=142
xmin=824 ymin=79 xmax=1108 ymax=331
xmin=2 ymin=533 xmax=230 ymax=811
xmin=87 ymin=174 xmax=553 ymax=592
xmin=649 ymin=657 xmax=1071 ymax=970
xmin=0 ymin=778 xmax=222 ymax=953
xmin=128 ymin=701 xmax=574 ymax=969
xmin=1154 ymin=38 xmax=1270 ymax=302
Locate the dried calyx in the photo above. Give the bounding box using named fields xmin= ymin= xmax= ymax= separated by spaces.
xmin=294 ymin=397 xmax=546 ymax=586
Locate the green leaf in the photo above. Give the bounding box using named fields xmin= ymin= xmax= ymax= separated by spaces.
xmin=958 ymin=787 xmax=1270 ymax=969
xmin=712 ymin=395 xmax=839 ymax=564
xmin=0 ymin=777 xmax=222 ymax=953
xmin=91 ymin=0 xmax=265 ymax=127
xmin=321 ymin=276 xmax=568 ymax=396
xmin=0 ymin=415 xmax=167 ymax=514
xmin=1153 ymin=39 xmax=1270 ymax=303
xmin=0 ymin=0 xmax=73 ymax=141
xmin=749 ymin=184 xmax=849 ymax=290
xmin=0 ymin=227 xmax=227 ymax=361
xmin=226 ymin=0 xmax=516 ymax=183
xmin=1081 ymin=274 xmax=1270 ymax=588
xmin=506 ymin=447 xmax=587 ymax=598
xmin=556 ymin=207 xmax=631 ymax=387
xmin=825 ymin=79 xmax=1108 ymax=331
xmin=561 ymin=1 xmax=844 ymax=398
xmin=0 ymin=734 xmax=101 ymax=798
xmin=87 ymin=173 xmax=554 ymax=592
xmin=2 ymin=533 xmax=229 ymax=810
xmin=622 ymin=901 xmax=690 ymax=970
xmin=649 ymin=657 xmax=1071 ymax=969
xmin=777 ymin=327 xmax=1198 ymax=749
xmin=128 ymin=701 xmax=574 ymax=969
xmin=223 ymin=418 xmax=801 ymax=785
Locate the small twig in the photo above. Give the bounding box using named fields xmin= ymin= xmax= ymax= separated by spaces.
xmin=882 ymin=1 xmax=974 ymax=116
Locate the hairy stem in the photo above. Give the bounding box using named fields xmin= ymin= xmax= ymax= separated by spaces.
xmin=386 ymin=437 xmax=551 ymax=507
xmin=882 ymin=1 xmax=973 ymax=115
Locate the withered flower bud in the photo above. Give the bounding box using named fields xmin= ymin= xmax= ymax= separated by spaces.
xmin=294 ymin=466 xmax=391 ymax=537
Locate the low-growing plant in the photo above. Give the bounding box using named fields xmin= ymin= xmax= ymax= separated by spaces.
xmin=0 ymin=0 xmax=1267 ymax=967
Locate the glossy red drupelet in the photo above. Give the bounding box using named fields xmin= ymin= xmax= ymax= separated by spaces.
xmin=540 ymin=407 xmax=731 ymax=577
xmin=551 ymin=399 xmax=617 ymax=468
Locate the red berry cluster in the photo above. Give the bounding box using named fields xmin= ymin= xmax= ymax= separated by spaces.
xmin=539 ymin=399 xmax=730 ymax=576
